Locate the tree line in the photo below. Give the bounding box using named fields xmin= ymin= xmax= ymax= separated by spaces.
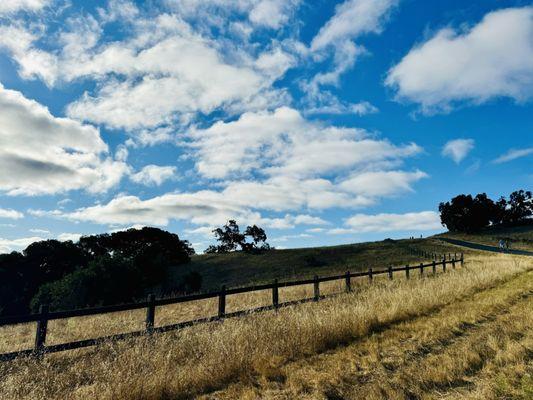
xmin=0 ymin=221 xmax=271 ymax=317
xmin=439 ymin=189 xmax=532 ymax=233
xmin=0 ymin=227 xmax=196 ymax=316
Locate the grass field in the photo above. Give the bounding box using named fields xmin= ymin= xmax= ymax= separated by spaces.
xmin=1 ymin=252 xmax=531 ymax=399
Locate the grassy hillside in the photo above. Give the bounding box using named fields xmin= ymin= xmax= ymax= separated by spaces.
xmin=438 ymin=224 xmax=533 ymax=251
xmin=165 ymin=237 xmax=471 ymax=292
xmin=1 ymin=253 xmax=531 ymax=399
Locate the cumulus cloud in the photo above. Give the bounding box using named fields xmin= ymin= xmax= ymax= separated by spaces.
xmin=442 ymin=139 xmax=475 ymax=164
xmin=341 ymin=211 xmax=441 ymax=233
xmin=130 ymin=165 xmax=177 ymax=186
xmin=189 ymin=106 xmax=421 ymax=180
xmin=0 ymin=83 xmax=129 ymax=195
xmin=249 ymin=0 xmax=300 ymax=29
xmin=0 ymin=8 xmax=295 ymax=132
xmin=0 ymin=0 xmax=49 ymax=14
xmin=0 ymin=208 xmax=24 ymax=219
xmin=493 ymin=147 xmax=533 ymax=164
xmin=386 ymin=7 xmax=533 ymax=113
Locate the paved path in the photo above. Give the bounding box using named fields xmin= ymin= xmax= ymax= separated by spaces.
xmin=438 ymin=238 xmax=533 ymax=256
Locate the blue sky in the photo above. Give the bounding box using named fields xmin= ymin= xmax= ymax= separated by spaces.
xmin=0 ymin=0 xmax=532 ymax=253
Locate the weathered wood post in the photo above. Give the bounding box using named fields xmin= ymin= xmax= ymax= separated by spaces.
xmin=443 ymin=258 xmax=447 ymax=273
xmin=313 ymin=276 xmax=320 ymax=301
xmin=388 ymin=265 xmax=393 ymax=280
xmin=461 ymin=253 xmax=464 ymax=267
xmin=272 ymin=279 xmax=279 ymax=309
xmin=405 ymin=264 xmax=410 ymax=279
xmin=432 ymin=260 xmax=436 ymax=276
xmin=218 ymin=285 xmax=226 ymax=318
xmin=368 ymin=268 xmax=373 ymax=283
xmin=452 ymin=258 xmax=456 ymax=269
xmin=34 ymin=304 xmax=49 ymax=355
xmin=419 ymin=262 xmax=424 ymax=276
xmin=345 ymin=271 xmax=351 ymax=293
xmin=145 ymin=293 xmax=156 ymax=334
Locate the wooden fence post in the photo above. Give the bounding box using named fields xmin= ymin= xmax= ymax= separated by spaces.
xmin=388 ymin=266 xmax=393 ymax=280
xmin=405 ymin=264 xmax=410 ymax=279
xmin=432 ymin=260 xmax=436 ymax=276
xmin=443 ymin=259 xmax=447 ymax=273
xmin=345 ymin=271 xmax=351 ymax=293
xmin=368 ymin=268 xmax=373 ymax=283
xmin=461 ymin=253 xmax=464 ymax=267
xmin=419 ymin=263 xmax=424 ymax=276
xmin=313 ymin=276 xmax=320 ymax=301
xmin=145 ymin=293 xmax=155 ymax=334
xmin=34 ymin=304 xmax=49 ymax=355
xmin=218 ymin=285 xmax=226 ymax=318
xmin=272 ymin=279 xmax=279 ymax=309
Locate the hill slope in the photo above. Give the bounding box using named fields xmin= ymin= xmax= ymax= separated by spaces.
xmin=166 ymin=237 xmax=468 ymax=292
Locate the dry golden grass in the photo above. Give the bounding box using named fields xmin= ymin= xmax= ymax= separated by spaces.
xmin=0 ymin=253 xmax=531 ymax=399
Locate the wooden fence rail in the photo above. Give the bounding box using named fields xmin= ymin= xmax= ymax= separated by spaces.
xmin=0 ymin=253 xmax=463 ymax=362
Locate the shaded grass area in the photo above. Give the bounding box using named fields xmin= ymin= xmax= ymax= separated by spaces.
xmin=438 ymin=224 xmax=533 ymax=251
xmin=165 ymin=237 xmax=473 ymax=292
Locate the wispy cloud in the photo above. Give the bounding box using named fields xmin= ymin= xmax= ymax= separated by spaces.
xmin=493 ymin=147 xmax=533 ymax=164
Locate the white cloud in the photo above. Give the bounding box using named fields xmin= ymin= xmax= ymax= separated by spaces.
xmin=130 ymin=165 xmax=177 ymax=186
xmin=0 ymin=208 xmax=24 ymax=219
xmin=305 ymin=99 xmax=378 ymax=116
xmin=386 ymin=7 xmax=533 ymax=113
xmin=189 ymin=106 xmax=421 ymax=180
xmin=57 ymin=232 xmax=82 ymax=242
xmin=0 ymin=83 xmax=129 ymax=195
xmin=249 ymin=0 xmax=299 ymax=29
xmin=493 ymin=147 xmax=533 ymax=164
xmin=29 ymin=228 xmax=50 ymax=234
xmin=339 ymin=170 xmax=427 ymax=196
xmin=0 ymin=0 xmax=49 ymax=14
xmin=304 ymin=0 xmax=397 ymax=115
xmin=0 ymin=11 xmax=293 ymax=131
xmin=310 ymin=0 xmax=397 ymax=51
xmin=64 ymin=193 xmax=258 ymax=227
xmin=342 ymin=211 xmax=442 ymax=233
xmin=0 ymin=236 xmax=43 ymax=254
xmin=442 ymin=139 xmax=475 ymax=164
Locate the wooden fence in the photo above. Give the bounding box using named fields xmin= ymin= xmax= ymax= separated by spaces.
xmin=0 ymin=252 xmax=463 ymax=362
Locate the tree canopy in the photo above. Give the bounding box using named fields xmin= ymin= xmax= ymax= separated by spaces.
xmin=439 ymin=190 xmax=532 ymax=233
xmin=205 ymin=220 xmax=271 ymax=254
xmin=0 ymin=227 xmax=195 ymax=315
